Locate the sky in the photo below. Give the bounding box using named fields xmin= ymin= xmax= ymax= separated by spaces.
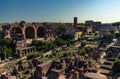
xmin=0 ymin=0 xmax=120 ymax=23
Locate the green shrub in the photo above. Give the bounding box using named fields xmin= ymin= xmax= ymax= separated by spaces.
xmin=78 ymin=49 xmax=86 ymax=56
xmin=112 ymin=59 xmax=120 ymax=73
xmin=117 ymin=55 xmax=120 ymax=59
xmin=54 ymin=38 xmax=66 ymax=46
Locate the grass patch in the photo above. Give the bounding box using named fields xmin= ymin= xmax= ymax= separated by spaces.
xmin=38 ymin=57 xmax=58 ymax=62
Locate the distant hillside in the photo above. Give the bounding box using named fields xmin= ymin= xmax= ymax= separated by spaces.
xmin=112 ymin=22 xmax=120 ymax=26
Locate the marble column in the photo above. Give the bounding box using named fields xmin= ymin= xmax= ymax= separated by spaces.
xmin=22 ymin=26 xmax=26 ymax=39
xmin=34 ymin=29 xmax=37 ymax=39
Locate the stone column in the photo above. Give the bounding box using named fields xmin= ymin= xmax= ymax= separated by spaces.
xmin=24 ymin=50 xmax=26 ymax=56
xmin=34 ymin=47 xmax=36 ymax=53
xmin=22 ymin=30 xmax=26 ymax=40
xmin=19 ymin=50 xmax=22 ymax=57
xmin=28 ymin=49 xmax=30 ymax=54
xmin=31 ymin=48 xmax=33 ymax=53
xmin=0 ymin=56 xmax=1 ymax=62
xmin=26 ymin=49 xmax=28 ymax=54
xmin=26 ymin=49 xmax=28 ymax=55
xmin=30 ymin=48 xmax=32 ymax=53
xmin=24 ymin=49 xmax=26 ymax=55
xmin=22 ymin=51 xmax=25 ymax=56
xmin=29 ymin=48 xmax=32 ymax=53
xmin=34 ymin=29 xmax=37 ymax=39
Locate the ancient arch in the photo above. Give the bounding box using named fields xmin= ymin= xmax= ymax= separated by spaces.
xmin=10 ymin=27 xmax=23 ymax=40
xmin=37 ymin=27 xmax=44 ymax=37
xmin=25 ymin=27 xmax=35 ymax=39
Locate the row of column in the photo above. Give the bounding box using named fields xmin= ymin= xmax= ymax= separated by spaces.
xmin=16 ymin=47 xmax=36 ymax=57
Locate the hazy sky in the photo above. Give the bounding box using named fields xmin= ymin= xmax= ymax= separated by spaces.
xmin=0 ymin=0 xmax=120 ymax=23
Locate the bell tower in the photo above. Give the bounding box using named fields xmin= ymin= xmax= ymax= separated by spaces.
xmin=74 ymin=17 xmax=77 ymax=28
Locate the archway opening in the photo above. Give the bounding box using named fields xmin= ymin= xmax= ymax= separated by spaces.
xmin=10 ymin=27 xmax=22 ymax=40
xmin=37 ymin=27 xmax=44 ymax=37
xmin=25 ymin=27 xmax=35 ymax=39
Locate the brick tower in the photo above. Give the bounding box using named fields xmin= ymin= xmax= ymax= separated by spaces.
xmin=74 ymin=17 xmax=77 ymax=28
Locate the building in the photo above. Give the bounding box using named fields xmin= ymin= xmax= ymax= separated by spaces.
xmin=99 ymin=24 xmax=118 ymax=36
xmin=15 ymin=40 xmax=36 ymax=57
xmin=85 ymin=20 xmax=101 ymax=31
xmin=1 ymin=22 xmax=55 ymax=42
xmin=73 ymin=17 xmax=93 ymax=40
xmin=65 ymin=23 xmax=74 ymax=37
xmin=1 ymin=21 xmax=76 ymax=42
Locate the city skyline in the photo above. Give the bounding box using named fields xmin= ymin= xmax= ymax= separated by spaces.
xmin=0 ymin=0 xmax=120 ymax=23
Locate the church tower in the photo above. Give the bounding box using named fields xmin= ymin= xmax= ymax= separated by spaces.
xmin=74 ymin=17 xmax=77 ymax=28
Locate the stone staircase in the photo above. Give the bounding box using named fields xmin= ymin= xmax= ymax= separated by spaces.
xmin=103 ymin=61 xmax=113 ymax=65
xmin=100 ymin=65 xmax=112 ymax=70
xmin=99 ymin=58 xmax=116 ymax=77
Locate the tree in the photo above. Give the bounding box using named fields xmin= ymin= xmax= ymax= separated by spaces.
xmin=48 ymin=42 xmax=55 ymax=50
xmin=78 ymin=49 xmax=86 ymax=56
xmin=17 ymin=59 xmax=23 ymax=64
xmin=94 ymin=31 xmax=99 ymax=36
xmin=0 ymin=45 xmax=12 ymax=58
xmin=81 ymin=41 xmax=86 ymax=47
xmin=63 ymin=53 xmax=69 ymax=57
xmin=54 ymin=38 xmax=66 ymax=46
xmin=31 ymin=40 xmax=45 ymax=51
xmin=112 ymin=22 xmax=120 ymax=26
xmin=0 ymin=38 xmax=13 ymax=46
xmin=61 ymin=34 xmax=73 ymax=40
xmin=55 ymin=26 xmax=66 ymax=37
xmin=31 ymin=40 xmax=43 ymax=46
xmin=117 ymin=55 xmax=120 ymax=59
xmin=103 ymin=33 xmax=115 ymax=40
xmin=85 ymin=47 xmax=93 ymax=53
xmin=112 ymin=59 xmax=120 ymax=73
xmin=115 ymin=33 xmax=120 ymax=38
xmin=20 ymin=21 xmax=26 ymax=24
xmin=3 ymin=45 xmax=12 ymax=57
xmin=81 ymin=36 xmax=88 ymax=40
xmin=31 ymin=40 xmax=56 ymax=52
xmin=0 ymin=29 xmax=2 ymax=38
xmin=0 ymin=38 xmax=14 ymax=59
xmin=40 ymin=43 xmax=49 ymax=51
